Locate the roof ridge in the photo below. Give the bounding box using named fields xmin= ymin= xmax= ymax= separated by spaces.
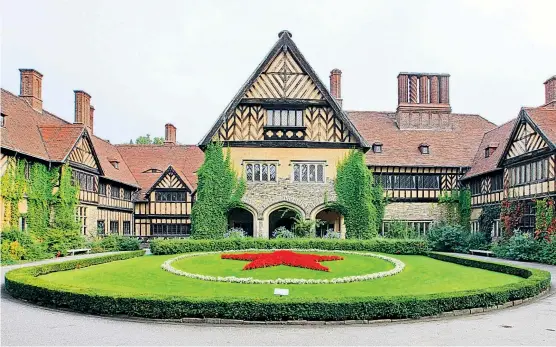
xmin=1 ymin=88 xmax=71 ymax=124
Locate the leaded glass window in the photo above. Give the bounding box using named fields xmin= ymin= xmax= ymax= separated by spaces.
xmin=262 ymin=164 xmax=268 ymax=181
xmin=254 ymin=164 xmax=261 ymax=182
xmin=245 ymin=162 xmax=277 ymax=182
xmin=266 ymin=109 xmax=304 ymax=126
xmin=292 ymin=162 xmax=325 ymax=183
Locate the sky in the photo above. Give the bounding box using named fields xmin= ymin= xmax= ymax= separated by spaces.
xmin=1 ymin=0 xmax=555 ymax=145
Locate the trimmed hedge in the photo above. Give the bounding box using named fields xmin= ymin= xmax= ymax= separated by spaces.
xmin=150 ymin=238 xmax=430 ymax=255
xmin=4 ymin=248 xmax=551 ymax=321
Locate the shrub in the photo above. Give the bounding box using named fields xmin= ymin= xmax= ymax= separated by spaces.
xmin=272 ymin=227 xmax=296 ymax=239
xmin=291 ymin=216 xmax=323 ymax=238
xmin=0 ymin=227 xmax=49 ymax=263
xmin=5 ymin=250 xmax=550 ymax=321
xmin=536 ymin=238 xmax=556 ymax=265
xmin=465 ymin=232 xmax=489 ymax=251
xmin=223 ymin=228 xmax=247 ymax=239
xmin=150 ymin=237 xmax=429 ymax=255
xmin=426 ymin=224 xmax=469 ymax=253
xmin=383 ymin=220 xmax=418 ymax=239
xmin=91 ymin=235 xmax=141 ymax=252
xmin=42 ymin=228 xmax=84 ymax=255
xmin=492 ymin=233 xmax=540 ymax=262
xmin=322 ymin=229 xmax=341 ymax=239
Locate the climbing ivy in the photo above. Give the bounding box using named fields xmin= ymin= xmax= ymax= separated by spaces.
xmin=478 ymin=204 xmax=501 ymax=243
xmin=51 ymin=164 xmax=80 ymax=232
xmin=191 ymin=142 xmax=245 ymax=239
xmin=438 ymin=188 xmax=471 ymax=230
xmin=534 ymin=198 xmax=556 ymax=241
xmin=27 ymin=162 xmax=56 ymax=237
xmin=500 ymin=198 xmax=523 ymax=238
xmin=335 ymin=149 xmax=379 ymax=239
xmin=1 ymin=158 xmax=27 ymax=227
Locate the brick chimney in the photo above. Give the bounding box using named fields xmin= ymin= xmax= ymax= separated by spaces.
xmin=19 ymin=69 xmax=43 ymax=112
xmin=74 ymin=90 xmax=92 ymax=129
xmin=329 ymin=69 xmax=342 ymax=107
xmin=544 ymin=75 xmax=556 ymax=108
xmin=397 ymin=72 xmax=451 ymax=113
xmin=165 ymin=123 xmax=176 ymax=145
xmin=89 ymin=105 xmax=95 ymax=134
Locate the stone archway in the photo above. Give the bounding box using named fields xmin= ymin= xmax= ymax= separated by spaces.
xmin=262 ymin=202 xmax=305 ymax=239
xmin=310 ymin=204 xmax=345 ymax=238
xmin=228 ymin=205 xmax=257 ymax=237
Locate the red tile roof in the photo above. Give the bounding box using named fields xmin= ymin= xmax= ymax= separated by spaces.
xmin=116 ymin=145 xmax=204 ymax=199
xmin=1 ymin=88 xmax=137 ymax=187
xmin=348 ymin=111 xmax=496 ymax=168
xmin=525 ymin=107 xmax=556 ymax=146
xmin=38 ymin=125 xmax=85 ymax=162
xmin=463 ymin=119 xmax=516 ymax=179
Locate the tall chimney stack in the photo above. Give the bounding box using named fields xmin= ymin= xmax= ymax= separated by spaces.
xmin=74 ymin=90 xmax=91 ymax=129
xmin=89 ymin=105 xmax=95 ymax=134
xmin=165 ymin=123 xmax=176 ymax=145
xmin=19 ymin=69 xmax=43 ymax=112
xmin=329 ymin=69 xmax=342 ymax=107
xmin=397 ymin=72 xmax=451 ymax=113
xmin=544 ymin=76 xmax=556 ymax=108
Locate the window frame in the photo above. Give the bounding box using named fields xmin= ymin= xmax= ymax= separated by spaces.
xmin=123 ymin=221 xmax=131 ymax=235
xmin=291 ymin=161 xmax=326 ymax=183
xmin=244 ymin=161 xmax=278 ymax=182
xmin=155 ymin=190 xmax=187 ymax=202
xmin=266 ymin=109 xmax=304 ymax=127
xmin=109 ymin=220 xmax=119 ymax=234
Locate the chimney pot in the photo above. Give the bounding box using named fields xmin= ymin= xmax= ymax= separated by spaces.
xmin=165 ymin=123 xmax=176 ymax=145
xmin=89 ymin=105 xmax=95 ymax=134
xmin=74 ymin=90 xmax=92 ymax=129
xmin=19 ymin=69 xmax=43 ymax=112
xmin=544 ymin=75 xmax=556 ymax=107
xmin=329 ymin=69 xmax=342 ymax=107
xmin=397 ymin=72 xmax=451 ymax=113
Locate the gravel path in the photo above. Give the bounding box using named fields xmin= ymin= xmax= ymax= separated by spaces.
xmin=1 ymin=252 xmax=555 ymax=346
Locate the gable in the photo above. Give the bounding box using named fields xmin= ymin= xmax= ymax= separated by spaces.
xmin=244 ymin=50 xmax=323 ymax=100
xmin=68 ymin=135 xmax=99 ymax=170
xmin=201 ymin=31 xmax=367 ymax=148
xmin=154 ymin=169 xmax=186 ymax=189
xmin=505 ymin=120 xmax=549 ymax=160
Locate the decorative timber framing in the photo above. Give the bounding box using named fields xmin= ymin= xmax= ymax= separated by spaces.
xmin=199 ymin=30 xmax=368 ymax=149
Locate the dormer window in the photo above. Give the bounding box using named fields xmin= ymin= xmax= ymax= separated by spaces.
xmin=0 ymin=113 xmax=6 ymax=127
xmin=419 ymin=143 xmax=430 ymax=154
xmin=266 ymin=109 xmax=303 ymax=127
xmin=108 ymin=158 xmax=119 ymax=169
xmin=484 ymin=143 xmax=498 ymax=158
xmin=143 ymin=168 xmax=162 ymax=173
xmin=372 ymin=142 xmax=383 ymax=153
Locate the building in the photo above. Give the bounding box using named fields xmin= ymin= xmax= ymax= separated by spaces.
xmin=1 ymin=31 xmax=553 ymax=238
xmin=462 ymin=77 xmax=556 ymax=236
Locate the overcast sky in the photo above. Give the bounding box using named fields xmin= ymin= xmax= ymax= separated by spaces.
xmin=1 ymin=0 xmax=554 ymax=145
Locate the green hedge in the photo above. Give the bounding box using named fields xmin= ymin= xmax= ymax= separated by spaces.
xmin=150 ymin=238 xmax=430 ymax=255
xmin=5 ymin=249 xmax=551 ymax=321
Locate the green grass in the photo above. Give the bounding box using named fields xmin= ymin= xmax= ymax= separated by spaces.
xmin=172 ymin=251 xmax=394 ymax=279
xmin=38 ymin=252 xmax=525 ymax=300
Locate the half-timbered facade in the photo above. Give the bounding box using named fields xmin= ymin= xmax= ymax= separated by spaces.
xmin=2 ymin=32 xmax=553 ymax=239
xmin=463 ymin=76 xmax=556 ymax=235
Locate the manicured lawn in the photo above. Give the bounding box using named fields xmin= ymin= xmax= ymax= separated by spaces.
xmin=39 ymin=252 xmax=524 ymax=300
xmin=172 ymin=251 xmax=394 ymax=279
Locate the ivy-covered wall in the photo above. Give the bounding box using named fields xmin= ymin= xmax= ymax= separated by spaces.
xmin=0 ymin=156 xmax=79 ymax=234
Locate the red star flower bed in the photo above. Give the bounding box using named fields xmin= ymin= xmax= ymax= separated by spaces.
xmin=221 ymin=250 xmax=343 ymax=272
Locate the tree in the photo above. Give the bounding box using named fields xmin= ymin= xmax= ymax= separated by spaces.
xmin=191 ymin=142 xmax=245 ymax=239
xmin=335 ymin=149 xmax=380 ymax=238
xmin=133 ymin=134 xmax=164 ymax=145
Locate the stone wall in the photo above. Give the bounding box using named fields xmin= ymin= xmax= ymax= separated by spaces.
xmin=384 ymin=202 xmax=444 ymax=221
xmin=242 ymin=178 xmax=337 ymax=217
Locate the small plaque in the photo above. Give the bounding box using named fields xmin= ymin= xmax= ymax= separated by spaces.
xmin=274 ymin=288 xmax=289 ymax=296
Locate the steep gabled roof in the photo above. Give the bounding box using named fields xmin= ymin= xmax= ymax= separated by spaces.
xmin=463 ymin=119 xmax=516 ymax=179
xmin=144 ymin=165 xmax=194 ymax=195
xmin=199 ymin=30 xmax=368 ymax=148
xmin=348 ymin=111 xmax=496 ymax=168
xmin=116 ymin=144 xmax=204 ymax=200
xmin=524 ymin=107 xmax=556 ymax=148
xmin=38 ymin=124 xmax=86 ymax=162
xmin=1 ymin=88 xmax=137 ymax=188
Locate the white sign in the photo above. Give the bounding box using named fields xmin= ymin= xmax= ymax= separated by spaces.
xmin=274 ymin=288 xmax=289 ymax=296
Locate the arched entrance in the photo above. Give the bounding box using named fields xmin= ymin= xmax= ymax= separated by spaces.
xmin=228 ymin=207 xmax=255 ymax=237
xmin=268 ymin=208 xmax=298 ymax=238
xmin=315 ymin=208 xmax=343 ymax=237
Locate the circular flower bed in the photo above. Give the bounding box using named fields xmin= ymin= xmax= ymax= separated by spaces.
xmin=161 ymin=249 xmax=405 ymax=284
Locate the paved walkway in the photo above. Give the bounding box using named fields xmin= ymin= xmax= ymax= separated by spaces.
xmin=1 ymin=253 xmax=555 ymax=346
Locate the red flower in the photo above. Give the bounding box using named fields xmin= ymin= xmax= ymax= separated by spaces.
xmin=221 ymin=250 xmax=343 ymax=272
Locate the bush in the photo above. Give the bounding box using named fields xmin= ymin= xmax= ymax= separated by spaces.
xmin=150 ymin=237 xmax=429 ymax=255
xmin=465 ymin=232 xmax=489 ymax=251
xmin=272 ymin=227 xmax=296 ymax=239
xmin=223 ymin=228 xmax=247 ymax=239
xmin=383 ymin=220 xmax=418 ymax=239
xmin=426 ymin=224 xmax=469 ymax=253
xmin=322 ymin=229 xmax=341 ymax=239
xmin=88 ymin=235 xmax=141 ymax=253
xmin=5 ymin=250 xmax=549 ymax=321
xmin=42 ymin=228 xmax=84 ymax=255
xmin=492 ymin=233 xmax=540 ymax=262
xmin=1 ymin=228 xmax=49 ymax=263
xmin=536 ymin=239 xmax=556 ymax=265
